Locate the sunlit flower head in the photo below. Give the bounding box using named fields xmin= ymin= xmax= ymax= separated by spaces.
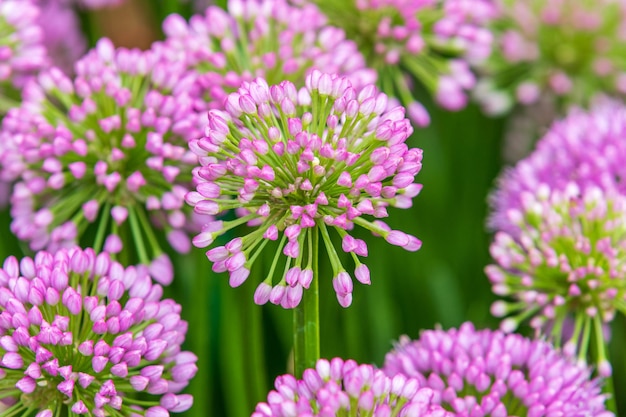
xmin=186 ymin=70 xmax=423 ymax=308
xmin=308 ymin=0 xmax=496 ymax=119
xmin=252 ymin=357 xmax=451 ymax=417
xmin=0 ymin=38 xmax=206 ymax=285
xmin=384 ymin=322 xmax=612 ymax=416
xmin=476 ymin=0 xmax=626 ymax=115
xmin=0 ymin=247 xmax=197 ymax=416
xmin=160 ymin=0 xmax=376 ymax=114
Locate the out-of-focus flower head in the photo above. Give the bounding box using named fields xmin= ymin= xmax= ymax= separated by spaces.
xmin=0 ymin=38 xmax=206 ymax=285
xmin=308 ymin=0 xmax=497 ymax=120
xmin=476 ymin=0 xmax=626 ymax=115
xmin=384 ymin=322 xmax=613 ymax=416
xmin=252 ymin=357 xmax=452 ymax=417
xmin=0 ymin=247 xmax=197 ymax=416
xmin=160 ymin=0 xmax=377 ymax=115
xmin=486 ymin=102 xmax=626 ymax=375
xmin=35 ymin=0 xmax=87 ymax=75
xmin=186 ymin=70 xmax=423 ymax=308
xmin=76 ymin=0 xmax=125 ymax=9
xmin=0 ymin=0 xmax=48 ymax=92
xmin=489 ymin=100 xmax=626 ymax=236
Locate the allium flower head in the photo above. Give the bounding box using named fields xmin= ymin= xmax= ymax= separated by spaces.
xmin=0 ymin=0 xmax=48 ymax=91
xmin=187 ymin=70 xmax=423 ymax=308
xmin=477 ymin=0 xmax=626 ymax=114
xmin=384 ymin=322 xmax=612 ymax=417
xmin=0 ymin=247 xmax=197 ymax=416
xmin=0 ymin=38 xmax=205 ymax=284
xmin=309 ymin=0 xmax=496 ymax=118
xmin=252 ymin=357 xmax=451 ymax=417
xmin=487 ymin=184 xmax=626 ymax=376
xmin=489 ymin=101 xmax=626 ymax=237
xmin=161 ymin=0 xmax=376 ymax=114
xmin=486 ymin=102 xmax=626 ymax=375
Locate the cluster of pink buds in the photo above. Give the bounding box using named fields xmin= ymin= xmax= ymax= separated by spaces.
xmin=384 ymin=322 xmax=612 ymax=416
xmin=0 ymin=247 xmax=196 ymax=416
xmin=0 ymin=38 xmax=208 ymax=284
xmin=309 ymin=0 xmax=496 ymax=118
xmin=253 ymin=357 xmax=452 ymax=417
xmin=160 ymin=0 xmax=376 ymax=114
xmin=186 ymin=70 xmax=423 ymax=308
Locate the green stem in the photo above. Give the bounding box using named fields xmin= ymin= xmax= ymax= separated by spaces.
xmin=603 ymin=366 xmax=618 ymax=415
xmin=293 ymin=227 xmax=320 ymax=377
xmin=593 ymin=316 xmax=617 ymax=414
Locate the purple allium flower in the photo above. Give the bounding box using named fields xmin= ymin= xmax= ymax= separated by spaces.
xmin=308 ymin=0 xmax=496 ymax=117
xmin=489 ymin=100 xmax=626 ymax=237
xmin=476 ymin=0 xmax=626 ymax=115
xmin=160 ymin=0 xmax=376 ymax=115
xmin=252 ymin=357 xmax=451 ymax=417
xmin=0 ymin=247 xmax=197 ymax=416
xmin=35 ymin=0 xmax=86 ymax=75
xmin=0 ymin=38 xmax=206 ymax=284
xmin=486 ymin=102 xmax=626 ymax=374
xmin=0 ymin=0 xmax=48 ymax=91
xmin=187 ymin=71 xmax=423 ymax=308
xmin=384 ymin=322 xmax=613 ymax=417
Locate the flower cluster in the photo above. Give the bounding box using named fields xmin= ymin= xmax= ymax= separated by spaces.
xmin=384 ymin=322 xmax=612 ymax=416
xmin=488 ymin=100 xmax=626 ymax=237
xmin=186 ymin=70 xmax=422 ymax=308
xmin=486 ymin=184 xmax=626 ymax=375
xmin=477 ymin=0 xmax=626 ymax=114
xmin=0 ymin=247 xmax=197 ymax=416
xmin=309 ymin=0 xmax=496 ymax=117
xmin=160 ymin=0 xmax=376 ymax=115
xmin=486 ymin=102 xmax=626 ymax=373
xmin=252 ymin=357 xmax=451 ymax=417
xmin=0 ymin=1 xmax=48 ymax=93
xmin=0 ymin=38 xmax=206 ymax=284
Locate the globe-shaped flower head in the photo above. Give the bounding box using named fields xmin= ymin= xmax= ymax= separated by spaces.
xmin=476 ymin=0 xmax=626 ymax=114
xmin=384 ymin=322 xmax=612 ymax=416
xmin=486 ymin=102 xmax=626 ymax=375
xmin=308 ymin=0 xmax=496 ymax=118
xmin=0 ymin=38 xmax=205 ymax=285
xmin=187 ymin=70 xmax=423 ymax=308
xmin=0 ymin=247 xmax=197 ymax=416
xmin=161 ymin=0 xmax=376 ymax=114
xmin=253 ymin=357 xmax=452 ymax=417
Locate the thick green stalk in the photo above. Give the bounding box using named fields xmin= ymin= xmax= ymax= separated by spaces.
xmin=294 ymin=228 xmax=320 ymax=377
